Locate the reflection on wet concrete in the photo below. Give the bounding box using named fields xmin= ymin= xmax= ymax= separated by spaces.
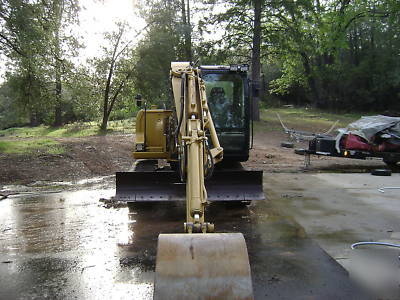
xmin=0 ymin=188 xmax=152 ymax=299
xmin=0 ymin=183 xmax=367 ymax=299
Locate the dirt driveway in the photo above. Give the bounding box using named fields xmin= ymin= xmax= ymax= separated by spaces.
xmin=0 ymin=135 xmax=134 ymax=185
xmin=0 ymin=121 xmax=386 ymax=186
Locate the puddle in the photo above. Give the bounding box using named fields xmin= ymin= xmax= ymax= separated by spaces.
xmin=0 ymin=187 xmax=153 ymax=299
xmin=0 ymin=176 xmax=115 ymax=201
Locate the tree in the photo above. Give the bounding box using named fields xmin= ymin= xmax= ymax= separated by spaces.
xmin=0 ymin=0 xmax=80 ymax=126
xmin=199 ymin=0 xmax=265 ymax=119
xmin=251 ymin=0 xmax=262 ymax=120
xmin=41 ymin=0 xmax=80 ymax=126
xmin=64 ymin=65 xmax=99 ymax=122
xmin=181 ymin=0 xmax=192 ymax=61
xmin=90 ymin=23 xmax=134 ymax=131
xmin=132 ymin=0 xmax=189 ymax=104
xmin=265 ymin=0 xmax=400 ymax=110
xmin=0 ymin=0 xmax=48 ymax=124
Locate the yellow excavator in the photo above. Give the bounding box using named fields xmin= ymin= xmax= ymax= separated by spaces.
xmin=116 ymin=62 xmax=264 ymax=299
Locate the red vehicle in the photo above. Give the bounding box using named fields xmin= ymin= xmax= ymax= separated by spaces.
xmin=296 ymin=115 xmax=400 ymax=167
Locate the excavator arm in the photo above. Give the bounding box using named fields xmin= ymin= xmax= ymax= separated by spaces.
xmin=170 ymin=62 xmax=223 ymax=232
xmin=153 ymin=63 xmax=254 ymax=299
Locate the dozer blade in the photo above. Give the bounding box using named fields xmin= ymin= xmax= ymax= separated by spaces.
xmin=115 ymin=170 xmax=264 ymax=202
xmin=154 ymin=233 xmax=253 ymax=300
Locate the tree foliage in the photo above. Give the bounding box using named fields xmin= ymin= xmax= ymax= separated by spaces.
xmin=0 ymin=0 xmax=80 ymax=127
xmin=88 ymin=22 xmax=135 ymax=130
xmin=1 ymin=0 xmax=400 ymax=130
xmin=265 ymin=0 xmax=400 ymax=110
xmin=202 ymin=0 xmax=400 ymax=112
xmin=132 ymin=0 xmax=191 ymax=105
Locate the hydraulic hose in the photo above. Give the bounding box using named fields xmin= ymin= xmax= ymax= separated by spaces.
xmin=351 ymin=242 xmax=400 ymax=250
xmin=175 ymin=73 xmax=186 ymax=182
xmin=204 ymin=142 xmax=214 ymax=180
xmin=175 ymin=73 xmax=185 ymax=146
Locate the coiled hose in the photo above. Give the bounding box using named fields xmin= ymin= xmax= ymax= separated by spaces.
xmin=351 ymin=242 xmax=400 ymax=250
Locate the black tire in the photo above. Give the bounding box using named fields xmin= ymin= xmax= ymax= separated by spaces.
xmin=371 ymin=169 xmax=392 ymax=176
xmin=281 ymin=142 xmax=294 ymax=148
xmin=294 ymin=148 xmax=307 ymax=155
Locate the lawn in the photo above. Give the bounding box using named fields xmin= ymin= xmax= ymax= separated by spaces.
xmin=0 ymin=118 xmax=136 ymax=155
xmin=0 ymin=118 xmax=136 ymax=138
xmin=0 ymin=139 xmax=64 ymax=155
xmin=258 ymin=107 xmax=364 ymax=133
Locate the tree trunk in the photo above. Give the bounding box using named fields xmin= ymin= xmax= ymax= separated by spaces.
xmin=100 ymin=92 xmax=109 ymax=131
xmin=100 ymin=29 xmax=123 ymax=131
xmin=100 ymin=112 xmax=108 ymax=131
xmin=181 ymin=0 xmax=192 ymax=61
xmin=26 ymin=67 xmax=38 ymax=126
xmin=29 ymin=109 xmax=40 ymax=127
xmin=251 ymin=0 xmax=261 ymax=121
xmin=53 ymin=69 xmax=62 ymax=126
xmin=101 ymin=61 xmax=115 ymax=131
xmin=53 ymin=3 xmax=63 ymax=127
xmin=300 ymin=52 xmax=321 ymax=108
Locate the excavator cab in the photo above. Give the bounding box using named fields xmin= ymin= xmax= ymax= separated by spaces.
xmin=201 ymin=65 xmax=251 ymax=162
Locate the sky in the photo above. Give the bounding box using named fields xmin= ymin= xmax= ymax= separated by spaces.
xmin=78 ymin=0 xmax=146 ymax=61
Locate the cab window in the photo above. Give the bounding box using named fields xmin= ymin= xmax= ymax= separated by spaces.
xmin=203 ymin=73 xmax=245 ymax=129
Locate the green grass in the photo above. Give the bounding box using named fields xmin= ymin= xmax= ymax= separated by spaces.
xmin=259 ymin=107 xmax=364 ymax=133
xmin=0 ymin=118 xmax=136 ymax=138
xmin=0 ymin=139 xmax=64 ymax=155
xmin=0 ymin=118 xmax=136 ymax=155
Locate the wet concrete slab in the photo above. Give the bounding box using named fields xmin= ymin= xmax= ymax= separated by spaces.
xmin=267 ymin=173 xmax=400 ymax=299
xmin=0 ymin=181 xmax=368 ymax=299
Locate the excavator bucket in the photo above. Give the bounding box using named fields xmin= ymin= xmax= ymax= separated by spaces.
xmin=115 ymin=170 xmax=264 ymax=202
xmin=154 ymin=233 xmax=253 ymax=300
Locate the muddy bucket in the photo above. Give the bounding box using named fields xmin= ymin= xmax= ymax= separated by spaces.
xmin=154 ymin=233 xmax=253 ymax=300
